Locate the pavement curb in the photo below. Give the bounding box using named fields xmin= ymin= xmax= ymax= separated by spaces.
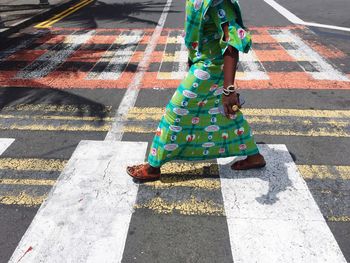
xmin=0 ymin=0 xmax=82 ymax=38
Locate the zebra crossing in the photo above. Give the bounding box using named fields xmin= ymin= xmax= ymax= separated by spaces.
xmin=0 ymin=26 xmax=349 ymax=89
xmin=2 ymin=139 xmax=347 ymax=262
xmin=0 ymin=22 xmax=350 ymax=262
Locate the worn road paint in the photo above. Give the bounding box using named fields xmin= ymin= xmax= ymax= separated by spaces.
xmin=104 ymin=0 xmax=173 ymax=141
xmin=0 ymin=179 xmax=56 ymax=186
xmin=269 ymin=29 xmax=349 ymax=81
xmin=157 ymin=34 xmax=188 ymax=80
xmin=87 ymin=31 xmax=143 ymax=80
xmin=238 ymin=50 xmax=269 ymax=80
xmin=0 ymin=158 xmax=66 ymax=171
xmin=218 ymin=144 xmax=347 ymax=262
xmin=1 ymin=103 xmax=112 ymax=113
xmin=298 ymin=165 xmax=350 ymax=180
xmin=134 ymin=196 xmax=225 ymax=216
xmin=124 ymin=107 xmax=350 ymax=137
xmin=15 ymin=30 xmax=95 ymax=79
xmin=9 ymin=141 xmax=147 ymax=263
xmin=128 ymin=107 xmax=350 ymax=118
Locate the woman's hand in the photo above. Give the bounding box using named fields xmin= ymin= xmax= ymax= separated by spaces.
xmin=222 ymin=92 xmax=240 ymax=118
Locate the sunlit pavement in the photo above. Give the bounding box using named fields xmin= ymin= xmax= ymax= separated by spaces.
xmin=0 ymin=0 xmax=349 ymax=262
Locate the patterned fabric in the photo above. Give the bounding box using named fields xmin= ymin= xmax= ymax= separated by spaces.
xmin=147 ymin=0 xmax=259 ymax=167
xmin=184 ymin=0 xmax=252 ymax=54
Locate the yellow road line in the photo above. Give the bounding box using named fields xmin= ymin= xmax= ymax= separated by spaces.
xmin=0 ymin=158 xmax=66 ymax=171
xmin=0 ymin=124 xmax=110 ymax=132
xmin=327 ymin=216 xmax=350 ymax=222
xmin=0 ymin=179 xmax=55 ymax=186
xmin=145 ymin=176 xmax=220 ymax=189
xmin=122 ymin=125 xmax=349 ymax=137
xmin=134 ymin=196 xmax=225 ymax=216
xmin=0 ymin=193 xmax=46 ymax=207
xmin=298 ymin=165 xmax=350 ymax=180
xmin=128 ymin=107 xmax=350 ymax=118
xmin=0 ymin=114 xmax=113 ymax=122
xmin=2 ymin=104 xmax=112 ymax=113
xmin=35 ymin=0 xmax=94 ymax=28
xmin=146 ymin=162 xmax=220 ymax=189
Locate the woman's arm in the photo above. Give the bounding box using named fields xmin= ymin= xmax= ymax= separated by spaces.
xmin=222 ymin=22 xmax=240 ymax=118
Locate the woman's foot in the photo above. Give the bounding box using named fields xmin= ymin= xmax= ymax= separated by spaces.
xmin=126 ymin=163 xmax=161 ymax=181
xmin=231 ymin=153 xmax=266 ymax=170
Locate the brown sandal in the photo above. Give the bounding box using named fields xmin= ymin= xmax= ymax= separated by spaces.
xmin=231 ymin=158 xmax=266 ymax=170
xmin=126 ymin=164 xmax=161 ymax=181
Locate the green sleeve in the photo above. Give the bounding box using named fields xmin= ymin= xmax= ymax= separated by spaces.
xmin=208 ymin=0 xmax=252 ymax=54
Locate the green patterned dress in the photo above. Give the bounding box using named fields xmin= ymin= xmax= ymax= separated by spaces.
xmin=148 ymin=0 xmax=259 ymax=167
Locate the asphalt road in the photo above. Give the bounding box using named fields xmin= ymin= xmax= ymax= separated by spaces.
xmin=0 ymin=0 xmax=349 ymax=262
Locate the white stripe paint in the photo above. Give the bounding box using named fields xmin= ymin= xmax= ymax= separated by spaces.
xmin=172 ymin=35 xmax=188 ymax=79
xmin=237 ymin=50 xmax=269 ymax=80
xmin=15 ymin=31 xmax=95 ymax=79
xmin=270 ymin=29 xmax=349 ymax=81
xmin=9 ymin=141 xmax=148 ymax=263
xmin=264 ymin=0 xmax=350 ymax=32
xmin=87 ymin=30 xmax=143 ymax=80
xmin=0 ymin=138 xmax=15 ymax=155
xmin=0 ymin=31 xmax=45 ymax=63
xmin=105 ymin=0 xmax=173 ymax=141
xmin=158 ymin=34 xmax=188 ymax=80
xmin=218 ymin=144 xmax=347 ymax=263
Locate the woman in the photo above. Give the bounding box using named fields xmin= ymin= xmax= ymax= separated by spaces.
xmin=127 ymin=0 xmax=266 ymax=180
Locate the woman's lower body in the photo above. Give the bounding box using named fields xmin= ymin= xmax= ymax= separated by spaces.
xmin=127 ymin=61 xmax=265 ymax=180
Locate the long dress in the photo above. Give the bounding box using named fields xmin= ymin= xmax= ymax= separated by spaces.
xmin=147 ymin=0 xmax=260 ymax=167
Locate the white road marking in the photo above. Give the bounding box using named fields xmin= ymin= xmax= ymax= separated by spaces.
xmin=15 ymin=30 xmax=95 ymax=79
xmin=237 ymin=50 xmax=269 ymax=80
xmin=0 ymin=138 xmax=15 ymax=155
xmin=171 ymin=35 xmax=188 ymax=79
xmin=264 ymin=0 xmax=350 ymax=32
xmin=218 ymin=144 xmax=347 ymax=263
xmin=87 ymin=30 xmax=144 ymax=80
xmin=270 ymin=29 xmax=349 ymax=81
xmin=0 ymin=31 xmax=45 ymax=63
xmin=105 ymin=0 xmax=173 ymax=141
xmin=9 ymin=141 xmax=148 ymax=263
xmin=158 ymin=34 xmax=188 ymax=80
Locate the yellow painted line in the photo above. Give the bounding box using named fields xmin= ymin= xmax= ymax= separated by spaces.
xmin=0 ymin=192 xmax=46 ymax=207
xmin=2 ymin=104 xmax=112 ymax=113
xmin=128 ymin=107 xmax=350 ymax=118
xmin=134 ymin=196 xmax=225 ymax=216
xmin=157 ymin=72 xmax=173 ymax=79
xmin=297 ymin=165 xmax=350 ymax=180
xmin=0 ymin=179 xmax=55 ymax=186
xmin=127 ymin=112 xmax=349 ymax=127
xmin=161 ymin=162 xmax=219 ymax=175
xmin=122 ymin=125 xmax=349 ymax=137
xmin=145 ymin=162 xmax=219 ymax=189
xmin=327 ymin=216 xmax=350 ymax=222
xmin=145 ymin=176 xmax=220 ymax=189
xmin=0 ymin=114 xmax=113 ymax=122
xmin=0 ymin=158 xmax=66 ymax=171
xmin=0 ymin=124 xmax=110 ymax=132
xmin=35 ymin=0 xmax=94 ymax=28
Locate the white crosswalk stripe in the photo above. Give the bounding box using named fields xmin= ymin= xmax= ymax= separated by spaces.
xmin=9 ymin=141 xmax=147 ymax=263
xmin=7 ymin=143 xmax=347 ymax=262
xmin=218 ymin=145 xmax=347 ymax=263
